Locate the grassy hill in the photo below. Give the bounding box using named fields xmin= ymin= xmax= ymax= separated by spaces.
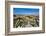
xmin=13 ymin=15 xmax=39 ymax=28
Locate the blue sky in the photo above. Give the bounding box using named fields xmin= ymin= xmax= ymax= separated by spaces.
xmin=13 ymin=8 xmax=39 ymax=15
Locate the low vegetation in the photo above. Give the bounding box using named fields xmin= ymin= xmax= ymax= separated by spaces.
xmin=13 ymin=15 xmax=39 ymax=28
